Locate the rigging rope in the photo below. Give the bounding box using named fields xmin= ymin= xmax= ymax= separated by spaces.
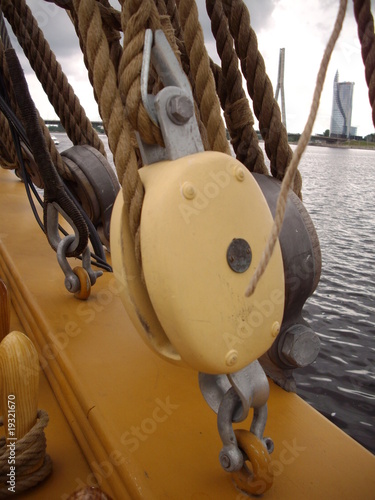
xmin=219 ymin=0 xmax=302 ymax=198
xmin=206 ymin=0 xmax=267 ymax=174
xmin=71 ymin=0 xmax=144 ymax=267
xmin=1 ymin=0 xmax=106 ymax=157
xmin=178 ymin=0 xmax=231 ymax=155
xmin=0 ymin=0 xmax=363 ymax=285
xmin=119 ymin=0 xmax=164 ymax=146
xmin=353 ymin=0 xmax=375 ymax=127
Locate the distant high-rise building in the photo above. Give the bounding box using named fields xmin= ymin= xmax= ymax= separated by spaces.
xmin=275 ymin=48 xmax=286 ymax=130
xmin=330 ymin=71 xmax=355 ymax=138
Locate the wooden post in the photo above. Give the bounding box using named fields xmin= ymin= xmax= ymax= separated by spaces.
xmin=0 ymin=331 xmax=39 ymax=439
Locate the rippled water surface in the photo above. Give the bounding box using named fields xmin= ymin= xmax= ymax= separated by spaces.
xmin=295 ymin=146 xmax=375 ymax=454
xmin=56 ymin=135 xmax=375 ymax=453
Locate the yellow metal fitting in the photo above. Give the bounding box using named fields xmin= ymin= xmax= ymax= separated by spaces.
xmin=232 ymin=429 xmax=273 ymax=496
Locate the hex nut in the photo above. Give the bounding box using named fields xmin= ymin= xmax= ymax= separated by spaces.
xmin=167 ymin=95 xmax=194 ymax=125
xmin=280 ymin=324 xmax=320 ymax=368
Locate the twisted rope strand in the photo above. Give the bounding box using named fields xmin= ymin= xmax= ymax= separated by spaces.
xmin=0 ymin=33 xmax=72 ymax=181
xmin=0 ymin=112 xmax=18 ymax=168
xmin=177 ymin=0 xmax=231 ymax=154
xmin=206 ymin=0 xmax=267 ymax=174
xmin=72 ymin=0 xmax=144 ymax=266
xmin=245 ymin=0 xmax=347 ymax=297
xmin=353 ymin=0 xmax=375 ymax=126
xmin=119 ymin=0 xmax=164 ymax=146
xmin=1 ymin=0 xmax=106 ymax=157
xmin=221 ymin=0 xmax=302 ymax=197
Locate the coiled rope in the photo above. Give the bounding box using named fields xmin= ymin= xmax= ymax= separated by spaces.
xmin=0 ymin=410 xmax=52 ymax=498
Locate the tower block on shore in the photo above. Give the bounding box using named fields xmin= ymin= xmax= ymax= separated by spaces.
xmin=275 ymin=48 xmax=287 ymax=130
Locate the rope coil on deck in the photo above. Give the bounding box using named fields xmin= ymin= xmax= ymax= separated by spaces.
xmin=0 ymin=409 xmax=52 ymax=498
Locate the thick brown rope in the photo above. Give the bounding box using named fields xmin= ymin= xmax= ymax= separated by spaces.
xmin=245 ymin=0 xmax=347 ymax=297
xmin=0 ymin=409 xmax=52 ymax=498
xmin=1 ymin=0 xmax=106 ymax=157
xmin=118 ymin=0 xmax=164 ymax=146
xmin=0 ymin=36 xmax=72 ymax=183
xmin=0 ymin=19 xmax=73 ymax=183
xmin=206 ymin=0 xmax=267 ymax=174
xmin=97 ymin=0 xmax=123 ymax=73
xmin=220 ymin=0 xmax=302 ymax=198
xmin=71 ymin=0 xmax=143 ymax=266
xmin=0 ymin=112 xmax=18 ymax=169
xmin=177 ymin=0 xmax=231 ymax=155
xmin=156 ymin=0 xmax=211 ymax=150
xmin=353 ymin=0 xmax=375 ymax=127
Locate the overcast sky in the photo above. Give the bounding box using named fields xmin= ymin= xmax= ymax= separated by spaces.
xmin=5 ymin=0 xmax=375 ymax=137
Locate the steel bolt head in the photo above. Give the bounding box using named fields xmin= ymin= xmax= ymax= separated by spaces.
xmin=281 ymin=324 xmax=320 ymax=368
xmin=167 ymin=95 xmax=194 ymax=125
xmin=220 ymin=454 xmax=231 ymax=469
xmin=219 ymin=446 xmax=244 ymax=472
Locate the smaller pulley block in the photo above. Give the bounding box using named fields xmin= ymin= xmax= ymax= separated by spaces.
xmin=61 ymin=145 xmax=120 ymax=249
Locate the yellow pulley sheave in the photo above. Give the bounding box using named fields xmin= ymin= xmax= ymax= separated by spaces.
xmin=111 ymin=151 xmax=285 ymax=374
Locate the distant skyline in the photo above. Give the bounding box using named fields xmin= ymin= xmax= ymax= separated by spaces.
xmin=4 ymin=0 xmax=375 ymax=137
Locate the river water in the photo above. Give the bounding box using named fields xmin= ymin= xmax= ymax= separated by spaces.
xmin=294 ymin=145 xmax=375 ymax=455
xmin=54 ymin=133 xmax=375 ymax=454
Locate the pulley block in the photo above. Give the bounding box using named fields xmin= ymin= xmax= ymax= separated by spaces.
xmin=111 ymin=151 xmax=285 ymax=374
xmin=61 ymin=145 xmax=120 ymax=249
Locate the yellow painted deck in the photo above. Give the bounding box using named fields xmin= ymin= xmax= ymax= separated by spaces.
xmin=0 ymin=167 xmax=374 ymax=499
